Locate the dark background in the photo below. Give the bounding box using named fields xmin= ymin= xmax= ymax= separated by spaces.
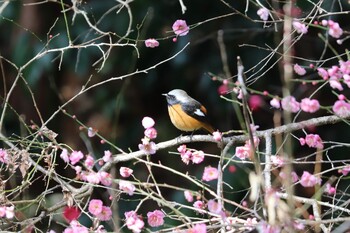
xmin=1 ymin=0 xmax=350 ymax=231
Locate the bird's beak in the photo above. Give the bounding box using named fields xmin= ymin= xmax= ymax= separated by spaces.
xmin=162 ymin=93 xmax=168 ymax=97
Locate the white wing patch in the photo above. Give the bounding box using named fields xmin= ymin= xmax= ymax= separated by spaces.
xmin=194 ymin=108 xmax=205 ymax=117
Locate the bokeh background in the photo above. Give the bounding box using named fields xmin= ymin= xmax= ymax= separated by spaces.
xmin=1 ymin=0 xmax=350 ymax=231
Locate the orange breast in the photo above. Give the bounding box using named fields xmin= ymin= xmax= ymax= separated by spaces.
xmin=168 ymin=104 xmax=204 ymax=131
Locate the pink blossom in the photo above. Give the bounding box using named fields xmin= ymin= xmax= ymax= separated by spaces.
xmin=328 ymin=21 xmax=343 ymax=38
xmin=293 ymin=21 xmax=308 ymax=34
xmin=119 ymin=180 xmax=136 ymax=196
xmin=207 ymin=199 xmax=222 ymax=214
xmin=184 ymin=190 xmax=194 ymax=202
xmin=324 ymin=183 xmax=336 ymax=195
xmin=217 ymin=84 xmax=229 ymax=95
xmin=257 ymin=8 xmax=269 ymax=21
xmin=84 ymin=155 xmax=94 ymax=168
xmin=249 ymin=95 xmax=264 ymax=111
xmin=144 ymin=127 xmax=157 ymax=139
xmin=193 ymin=201 xmax=205 ymax=212
xmin=138 ymin=138 xmax=157 ymax=155
xmin=339 ymin=60 xmax=350 ymax=75
xmin=246 ymin=136 xmax=260 ymax=148
xmin=333 ymin=100 xmax=350 ymax=118
xmin=202 ymin=166 xmax=219 ymax=181
xmin=85 ymin=171 xmax=101 ymax=184
xmin=96 ymin=206 xmax=112 ymax=221
xmin=281 ymin=96 xmax=300 ymax=113
xmin=120 ymin=167 xmax=133 ymax=178
xmin=343 ymin=74 xmax=350 ymax=88
xmin=235 ymin=145 xmax=251 ymax=160
xmin=186 ymin=223 xmax=207 ymax=233
xmin=329 ymin=77 xmax=343 ymax=91
xmin=147 ymin=210 xmax=165 ymax=227
xmin=340 ymin=165 xmax=350 ymax=176
xmin=191 ymin=150 xmax=204 ymax=164
xmin=0 ymin=206 xmax=5 ymax=218
xmin=103 ymin=150 xmax=112 ymax=162
xmin=181 ymin=150 xmax=192 ymax=165
xmin=177 ymin=144 xmax=187 ymax=154
xmin=270 ymin=155 xmax=284 ymax=167
xmin=304 ymin=134 xmax=324 ymax=149
xmin=317 ymin=67 xmax=328 ymax=80
xmin=291 ymin=171 xmax=299 ymax=182
xmin=172 ymin=19 xmax=189 ymax=36
xmin=300 ymin=171 xmax=321 ymax=187
xmin=125 ymin=211 xmax=144 ymax=233
xmin=88 ymin=199 xmax=103 ymax=216
xmin=5 ymin=206 xmax=14 ymax=219
xmin=294 ymin=64 xmax=306 ymax=75
xmin=60 ymin=149 xmax=69 ymax=163
xmin=145 ymin=39 xmax=159 ymax=48
xmin=99 ymin=171 xmax=112 ymax=186
xmin=88 ymin=127 xmax=97 ymax=137
xmin=300 ymin=98 xmax=320 ymax=113
xmin=69 ymin=151 xmax=84 ymax=165
xmin=142 ymin=116 xmax=155 ymax=129
xmin=270 ymin=98 xmax=280 ymax=108
xmin=0 ymin=149 xmax=9 ymax=164
xmin=63 ymin=220 xmax=89 ymax=233
xmin=212 ymin=131 xmax=222 ymax=141
xmin=63 ymin=206 xmax=80 ymax=223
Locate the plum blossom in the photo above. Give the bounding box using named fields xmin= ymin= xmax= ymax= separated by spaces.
xmin=184 ymin=190 xmax=194 ymax=202
xmin=293 ymin=21 xmax=308 ymax=34
xmin=270 ymin=98 xmax=280 ymax=109
xmin=103 ymin=150 xmax=112 ymax=162
xmin=294 ymin=64 xmax=306 ymax=75
xmin=138 ymin=138 xmax=156 ymax=155
xmin=96 ymin=206 xmax=112 ymax=221
xmin=207 ymin=199 xmax=222 ymax=214
xmin=119 ymin=180 xmax=136 ymax=196
xmin=191 ymin=150 xmax=205 ymax=164
xmin=300 ymin=98 xmax=320 ymax=113
xmin=328 ymin=20 xmax=343 ymax=38
xmin=186 ymin=223 xmax=207 ymax=233
xmin=300 ymin=171 xmax=321 ymax=187
xmin=172 ymin=19 xmax=189 ymax=36
xmin=304 ymin=134 xmax=324 ymax=149
xmin=212 ymin=131 xmax=222 ymax=141
xmin=60 ymin=149 xmax=69 ymax=163
xmin=125 ymin=211 xmax=144 ymax=233
xmin=257 ymin=8 xmax=269 ymax=21
xmin=333 ymin=100 xmax=350 ymax=118
xmin=193 ymin=200 xmax=205 ymax=213
xmin=69 ymin=151 xmax=84 ymax=165
xmin=281 ymin=96 xmax=300 ymax=113
xmin=202 ymin=166 xmax=219 ymax=181
xmin=142 ymin=117 xmax=155 ymax=129
xmin=235 ymin=145 xmax=251 ymax=160
xmin=145 ymin=39 xmax=159 ymax=48
xmin=340 ymin=165 xmax=350 ymax=176
xmin=325 ymin=183 xmax=336 ymax=195
xmin=120 ymin=167 xmax=133 ymax=178
xmin=63 ymin=206 xmax=80 ymax=222
xmin=88 ymin=199 xmax=103 ymax=216
xmin=147 ymin=210 xmax=165 ymax=227
xmin=0 ymin=149 xmax=9 ymax=164
xmin=144 ymin=127 xmax=157 ymax=139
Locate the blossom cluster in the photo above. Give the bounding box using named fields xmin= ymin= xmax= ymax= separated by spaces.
xmin=177 ymin=144 xmax=205 ymax=164
xmin=124 ymin=209 xmax=165 ymax=232
xmin=0 ymin=205 xmax=14 ymax=219
xmin=60 ymin=149 xmax=113 ymax=186
xmin=145 ymin=19 xmax=189 ymax=48
xmin=138 ymin=116 xmax=157 ymax=155
xmin=235 ymin=135 xmax=260 ymax=160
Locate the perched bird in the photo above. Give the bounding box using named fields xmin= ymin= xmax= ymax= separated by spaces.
xmin=163 ymin=89 xmax=215 ymax=133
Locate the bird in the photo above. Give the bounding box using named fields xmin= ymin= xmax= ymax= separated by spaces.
xmin=163 ymin=89 xmax=215 ymax=133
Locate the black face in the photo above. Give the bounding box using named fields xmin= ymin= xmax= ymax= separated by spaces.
xmin=164 ymin=94 xmax=179 ymax=105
